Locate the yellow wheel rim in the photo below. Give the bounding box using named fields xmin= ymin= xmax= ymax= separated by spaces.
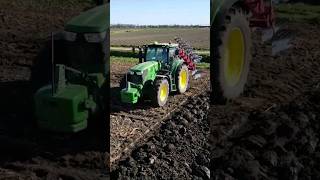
xmin=159 ymin=83 xmax=168 ymax=102
xmin=224 ymin=27 xmax=245 ymax=86
xmin=179 ymin=69 xmax=188 ymax=90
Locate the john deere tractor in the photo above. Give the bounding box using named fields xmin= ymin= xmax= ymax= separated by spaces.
xmin=120 ymin=42 xmax=198 ymax=107
xmin=32 ymin=3 xmax=109 ymax=133
xmin=211 ymin=0 xmax=275 ymax=103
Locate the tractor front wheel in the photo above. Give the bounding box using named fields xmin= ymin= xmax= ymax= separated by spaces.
xmin=212 ymin=7 xmax=252 ymax=104
xmin=176 ymin=64 xmax=189 ymax=94
xmin=152 ymin=78 xmax=169 ymax=107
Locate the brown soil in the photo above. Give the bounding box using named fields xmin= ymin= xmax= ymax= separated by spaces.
xmin=0 ymin=1 xmax=108 ymax=179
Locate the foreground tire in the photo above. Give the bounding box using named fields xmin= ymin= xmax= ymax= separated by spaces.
xmin=212 ymin=7 xmax=252 ymax=104
xmin=152 ymin=78 xmax=169 ymax=107
xmin=176 ymin=64 xmax=189 ymax=94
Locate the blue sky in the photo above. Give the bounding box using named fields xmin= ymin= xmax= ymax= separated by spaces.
xmin=111 ymin=0 xmax=210 ymax=26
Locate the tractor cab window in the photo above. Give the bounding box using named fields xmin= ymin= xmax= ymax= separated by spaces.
xmin=146 ymin=47 xmax=168 ymax=63
xmin=169 ymin=48 xmax=176 ymax=61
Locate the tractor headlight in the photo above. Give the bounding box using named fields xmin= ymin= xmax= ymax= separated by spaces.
xmin=62 ymin=31 xmax=77 ymax=42
xmin=136 ymin=71 xmax=143 ymax=75
xmin=84 ymin=31 xmax=106 ymax=43
xmin=128 ymin=71 xmax=134 ymax=75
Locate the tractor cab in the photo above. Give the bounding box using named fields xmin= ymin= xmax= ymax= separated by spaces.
xmin=140 ymin=42 xmax=179 ymax=66
xmin=146 ymin=46 xmax=168 ymax=63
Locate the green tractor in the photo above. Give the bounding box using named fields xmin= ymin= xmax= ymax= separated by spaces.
xmin=120 ymin=41 xmax=201 ymax=107
xmin=211 ymin=0 xmax=276 ymax=103
xmin=32 ymin=4 xmax=109 ymax=133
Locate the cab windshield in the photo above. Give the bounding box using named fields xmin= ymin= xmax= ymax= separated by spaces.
xmin=146 ymin=47 xmax=168 ymax=63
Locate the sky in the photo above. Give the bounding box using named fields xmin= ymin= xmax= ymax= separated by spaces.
xmin=110 ymin=0 xmax=210 ymax=26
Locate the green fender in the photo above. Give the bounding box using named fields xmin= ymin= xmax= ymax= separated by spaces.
xmin=171 ymin=60 xmax=184 ymax=75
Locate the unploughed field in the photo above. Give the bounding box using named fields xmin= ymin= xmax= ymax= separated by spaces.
xmin=111 ymin=27 xmax=210 ymax=50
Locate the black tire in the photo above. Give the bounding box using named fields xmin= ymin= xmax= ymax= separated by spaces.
xmin=176 ymin=64 xmax=189 ymax=94
xmin=212 ymin=7 xmax=252 ymax=104
xmin=151 ymin=78 xmax=169 ymax=107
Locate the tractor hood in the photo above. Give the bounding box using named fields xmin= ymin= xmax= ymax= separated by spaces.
xmin=65 ymin=4 xmax=109 ymax=33
xmin=129 ymin=61 xmax=159 ymax=73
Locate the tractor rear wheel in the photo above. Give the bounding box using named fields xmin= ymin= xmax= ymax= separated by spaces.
xmin=152 ymin=78 xmax=169 ymax=107
xmin=212 ymin=7 xmax=252 ymax=104
xmin=176 ymin=64 xmax=189 ymax=94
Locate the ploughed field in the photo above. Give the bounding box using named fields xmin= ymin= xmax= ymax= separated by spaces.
xmin=111 ymin=21 xmax=320 ymax=179
xmin=110 ymin=57 xmax=210 ymax=167
xmin=0 ymin=1 xmax=108 ymax=179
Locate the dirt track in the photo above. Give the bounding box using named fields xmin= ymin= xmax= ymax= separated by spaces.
xmin=0 ymin=2 xmax=108 ymax=179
